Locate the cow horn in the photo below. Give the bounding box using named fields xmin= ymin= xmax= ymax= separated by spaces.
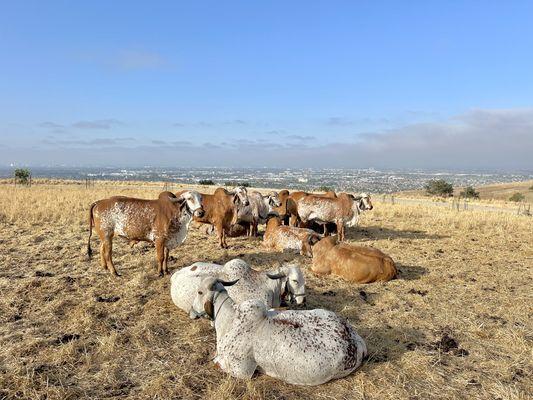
xmin=266 ymin=272 xmax=286 ymax=280
xmin=213 ymin=279 xmax=239 ymax=288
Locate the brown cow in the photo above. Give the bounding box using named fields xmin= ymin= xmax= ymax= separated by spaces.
xmin=190 ymin=187 xmax=249 ymax=248
xmin=287 ymin=191 xmax=337 ymax=227
xmin=87 ymin=191 xmax=204 ymax=277
xmin=297 ymin=193 xmax=373 ymax=241
xmin=271 ymin=190 xmax=291 ymax=225
xmin=263 ymin=215 xmax=321 ymax=257
xmin=311 ymin=236 xmax=397 ymax=283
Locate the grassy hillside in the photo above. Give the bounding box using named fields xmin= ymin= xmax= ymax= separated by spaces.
xmin=398 ymin=179 xmax=533 ymax=203
xmin=0 ymin=183 xmax=531 ymax=399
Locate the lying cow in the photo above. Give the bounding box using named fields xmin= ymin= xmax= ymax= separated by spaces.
xmin=170 ymin=258 xmax=306 ymax=314
xmin=190 ymin=277 xmax=367 ymax=386
xmin=311 ymin=235 xmax=397 ymax=283
xmin=235 ymin=191 xmax=282 ymax=236
xmin=263 ymin=215 xmax=321 ymax=257
xmin=87 ymin=191 xmax=204 ymax=276
xmin=298 ymin=193 xmax=373 ymax=241
xmin=188 ymin=187 xmax=249 ymax=248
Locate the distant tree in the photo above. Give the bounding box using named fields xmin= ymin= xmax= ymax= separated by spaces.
xmin=198 ymin=179 xmax=215 ymax=185
xmin=460 ymin=186 xmax=479 ymax=199
xmin=14 ymin=168 xmax=31 ymax=185
xmin=224 ymin=181 xmax=251 ymax=187
xmin=425 ymin=179 xmax=453 ymax=197
xmin=317 ymin=186 xmax=334 ymax=192
xmin=509 ymin=192 xmax=525 ymax=202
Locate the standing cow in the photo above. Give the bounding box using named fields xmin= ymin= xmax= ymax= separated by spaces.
xmin=297 ymin=193 xmax=373 ymax=241
xmin=87 ymin=191 xmax=204 ymax=276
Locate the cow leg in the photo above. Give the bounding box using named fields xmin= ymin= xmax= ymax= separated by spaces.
xmin=163 ymin=247 xmax=170 ymax=275
xmin=323 ymin=224 xmax=329 ymax=237
xmin=289 ymin=214 xmax=298 ymax=227
xmin=215 ymin=223 xmax=226 ymax=248
xmin=98 ymin=240 xmax=107 ymax=270
xmin=155 ymin=240 xmax=165 ymax=277
xmin=310 ymin=262 xmax=331 ymax=275
xmin=336 ymin=221 xmax=344 ymax=241
xmin=103 ymin=236 xmax=119 ymax=276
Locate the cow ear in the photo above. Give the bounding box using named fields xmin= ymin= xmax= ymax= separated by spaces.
xmin=204 ymin=299 xmax=214 ymax=319
xmin=308 ymin=235 xmax=321 ymax=246
xmin=233 ymin=194 xmax=240 ymax=204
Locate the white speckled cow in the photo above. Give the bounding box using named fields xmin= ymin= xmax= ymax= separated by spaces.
xmin=87 ymin=191 xmax=204 ymax=276
xmin=190 ymin=277 xmax=367 ymax=386
xmin=263 ymin=215 xmax=322 ymax=257
xmin=170 ymin=259 xmax=306 ymax=314
xmin=235 ymin=191 xmax=282 ymax=236
xmin=297 ymin=193 xmax=373 ymax=241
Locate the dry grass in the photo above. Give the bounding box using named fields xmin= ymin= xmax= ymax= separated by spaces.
xmin=0 ymin=182 xmax=531 ymax=400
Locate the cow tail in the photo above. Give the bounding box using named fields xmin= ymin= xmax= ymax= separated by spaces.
xmin=87 ymin=202 xmax=96 ymax=259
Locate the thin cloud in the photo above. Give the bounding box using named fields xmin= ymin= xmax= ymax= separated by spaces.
xmin=286 ymin=135 xmax=315 ymax=141
xmin=72 ymin=119 xmax=122 ymax=130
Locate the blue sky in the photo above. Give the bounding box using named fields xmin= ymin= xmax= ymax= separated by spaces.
xmin=1 ymin=1 xmax=532 ymax=169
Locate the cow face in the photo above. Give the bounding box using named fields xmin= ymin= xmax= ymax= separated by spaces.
xmin=286 ymin=265 xmax=306 ymax=305
xmin=190 ymin=276 xmax=239 ymax=320
xmin=358 ymin=193 xmax=373 ymax=211
xmin=267 ymin=191 xmax=282 ymax=208
xmin=180 ymin=190 xmax=205 ymax=217
xmin=233 ymin=186 xmax=250 ymax=206
xmin=268 ymin=265 xmax=306 ymax=306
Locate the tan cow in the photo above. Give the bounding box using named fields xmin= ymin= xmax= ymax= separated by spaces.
xmin=311 ymin=236 xmax=397 ymax=283
xmin=191 ymin=187 xmax=249 ymax=248
xmin=271 ymin=189 xmax=291 ymax=225
xmin=87 ymin=191 xmax=204 ymax=276
xmin=297 ymin=193 xmax=373 ymax=241
xmin=263 ymin=215 xmax=322 ymax=257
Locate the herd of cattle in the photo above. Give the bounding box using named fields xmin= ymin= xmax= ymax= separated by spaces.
xmin=86 ymin=187 xmax=398 ymax=386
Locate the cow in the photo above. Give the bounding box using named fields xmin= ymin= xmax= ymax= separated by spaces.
xmin=87 ymin=191 xmax=204 ymax=277
xmin=271 ymin=189 xmax=291 ymax=225
xmin=297 ymin=193 xmax=373 ymax=241
xmin=287 ymin=191 xmax=337 ymax=227
xmin=190 ymin=277 xmax=367 ymax=386
xmin=170 ymin=259 xmax=306 ymax=314
xmin=311 ymin=235 xmax=397 ymax=283
xmin=235 ymin=191 xmax=282 ymax=236
xmin=187 ymin=187 xmax=249 ymax=248
xmin=263 ymin=215 xmax=321 ymax=257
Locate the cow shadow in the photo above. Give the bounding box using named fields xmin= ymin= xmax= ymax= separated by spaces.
xmin=299 ymin=285 xmax=428 ymax=366
xmin=345 ymin=226 xmax=448 ymax=241
xmin=395 ymin=264 xmax=428 ymax=281
xmin=358 ymin=324 xmax=428 ymax=367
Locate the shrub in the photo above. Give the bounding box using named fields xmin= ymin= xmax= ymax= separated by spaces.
xmin=460 ymin=186 xmax=479 ymax=199
xmin=529 ymin=184 xmax=533 ymax=191
xmin=14 ymin=168 xmax=31 ymax=185
xmin=317 ymin=186 xmax=334 ymax=192
xmin=509 ymin=192 xmax=525 ymax=202
xmin=224 ymin=181 xmax=251 ymax=187
xmin=425 ymin=179 xmax=453 ymax=197
xmin=198 ymin=179 xmax=215 ymax=185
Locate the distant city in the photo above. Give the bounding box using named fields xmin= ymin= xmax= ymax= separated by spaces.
xmin=1 ymin=167 xmax=531 ymax=193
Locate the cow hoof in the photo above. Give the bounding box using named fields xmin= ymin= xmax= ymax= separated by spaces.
xmin=158 ymin=272 xmax=164 ymax=278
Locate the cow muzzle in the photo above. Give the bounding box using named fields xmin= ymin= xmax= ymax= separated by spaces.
xmin=194 ymin=208 xmax=205 ymax=218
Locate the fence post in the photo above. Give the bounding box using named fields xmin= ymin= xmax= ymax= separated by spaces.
xmin=391 ymin=195 xmax=395 ymax=205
